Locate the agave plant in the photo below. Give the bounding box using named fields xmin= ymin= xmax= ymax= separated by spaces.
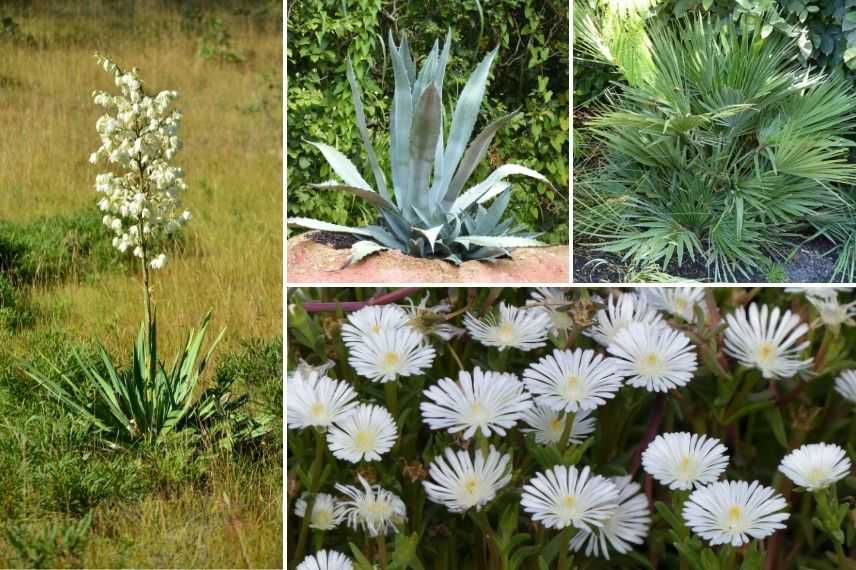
xmin=575 ymin=11 xmax=856 ymax=280
xmin=287 ymin=31 xmax=553 ymax=265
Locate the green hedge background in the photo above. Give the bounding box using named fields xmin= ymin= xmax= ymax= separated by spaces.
xmin=287 ymin=0 xmax=570 ymax=245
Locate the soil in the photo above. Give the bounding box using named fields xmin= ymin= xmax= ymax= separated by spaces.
xmin=308 ymin=231 xmax=360 ymax=250
xmin=573 ymin=236 xmax=839 ymax=283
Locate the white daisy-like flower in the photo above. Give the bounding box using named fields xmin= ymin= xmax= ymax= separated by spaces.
xmin=326 ymin=404 xmax=398 ymax=463
xmin=683 ymin=480 xmax=789 ymax=547
xmin=521 ymin=405 xmax=596 ymax=445
xmin=834 ymin=370 xmax=856 ymax=403
xmin=642 ymin=432 xmax=730 ymax=490
xmin=528 ymin=287 xmax=574 ymax=334
xmin=522 ymin=348 xmax=623 ymax=413
xmin=336 ymin=476 xmax=407 ymax=537
xmin=640 ymin=287 xmax=706 ymax=321
xmin=286 ymin=365 xmax=358 ymax=430
xmin=463 ymin=302 xmax=551 ymax=352
xmin=404 ymin=295 xmax=464 ymax=340
xmin=723 ymin=303 xmax=811 ymax=380
xmin=347 ymin=328 xmax=436 ymax=383
xmin=521 ymin=465 xmax=620 ymax=532
xmin=341 ymin=304 xmax=410 ymax=344
xmin=584 ymin=292 xmax=663 ymax=347
xmin=778 ymin=443 xmax=852 ymax=492
xmin=569 ymin=475 xmax=650 ymax=560
xmin=785 ymin=287 xmax=852 ymax=299
xmin=607 ymin=322 xmax=697 ymax=392
xmin=420 ymin=367 xmax=531 ymax=439
xmin=296 ymin=550 xmax=353 ymax=570
xmin=423 ymin=445 xmax=512 ymax=513
xmin=806 ymin=294 xmax=856 ymax=329
xmin=294 ymin=493 xmax=346 ymax=530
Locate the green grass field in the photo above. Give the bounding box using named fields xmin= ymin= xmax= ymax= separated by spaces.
xmin=0 ymin=2 xmax=283 ymax=567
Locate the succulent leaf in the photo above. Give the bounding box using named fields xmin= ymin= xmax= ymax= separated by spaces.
xmin=346 ymin=59 xmax=389 ymax=199
xmin=409 ymin=84 xmax=443 ymax=211
xmin=307 ymin=141 xmax=373 ymax=191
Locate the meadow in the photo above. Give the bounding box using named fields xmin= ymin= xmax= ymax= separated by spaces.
xmin=0 ymin=1 xmax=283 ymax=567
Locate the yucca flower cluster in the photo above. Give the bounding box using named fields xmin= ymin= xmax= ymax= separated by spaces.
xmin=90 ymin=54 xmax=191 ymax=269
xmin=287 ymin=287 xmax=856 ymax=569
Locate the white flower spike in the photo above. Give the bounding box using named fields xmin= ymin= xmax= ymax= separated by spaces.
xmin=521 ymin=465 xmax=620 ymax=532
xmin=91 ymin=55 xmax=190 ymax=269
xmin=779 ymin=443 xmax=852 ymax=492
xmin=523 ymin=348 xmax=623 ymax=413
xmin=347 ymin=327 xmax=435 ymax=383
xmin=423 ymin=446 xmax=512 ymax=513
xmin=723 ymin=303 xmax=811 ymax=380
xmin=642 ymin=432 xmax=730 ymax=490
xmin=421 ymin=367 xmax=531 ymax=439
xmin=608 ymin=322 xmax=697 ymax=392
xmin=336 ymin=476 xmax=407 ymax=537
xmin=569 ymin=475 xmax=651 ymax=560
xmin=464 ymin=302 xmax=551 ymax=352
xmin=326 ymin=404 xmax=398 ymax=463
xmin=683 ymin=480 xmax=789 ymax=547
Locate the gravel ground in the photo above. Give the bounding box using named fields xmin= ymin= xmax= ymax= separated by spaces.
xmin=573 ymin=237 xmax=839 ymax=283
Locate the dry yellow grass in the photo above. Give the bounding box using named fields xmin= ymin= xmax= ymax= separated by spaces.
xmin=0 ymin=1 xmax=282 ymax=355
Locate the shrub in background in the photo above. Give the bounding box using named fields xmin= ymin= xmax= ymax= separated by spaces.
xmin=287 ymin=0 xmax=569 ymax=245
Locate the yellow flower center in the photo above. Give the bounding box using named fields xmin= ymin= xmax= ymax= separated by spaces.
xmin=756 ymin=342 xmax=776 ymax=365
xmin=371 ymin=323 xmax=382 ymax=333
xmin=497 ymin=321 xmax=516 ymax=344
xmin=353 ymin=429 xmax=377 ymax=452
xmin=674 ymin=298 xmax=688 ymax=313
xmin=383 ymin=352 xmax=400 ymax=367
xmin=639 ymin=352 xmax=665 ymax=376
xmin=309 ymin=402 xmax=327 ymax=419
xmin=564 ymin=375 xmax=583 ymax=400
xmin=726 ymin=505 xmax=743 ymax=528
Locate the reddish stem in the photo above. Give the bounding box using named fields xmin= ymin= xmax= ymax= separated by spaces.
xmin=630 ymin=393 xmax=667 ymax=477
xmin=301 ymin=287 xmax=423 ymax=313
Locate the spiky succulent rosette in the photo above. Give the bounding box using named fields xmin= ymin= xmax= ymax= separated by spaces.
xmin=287 ymin=31 xmax=552 ymax=265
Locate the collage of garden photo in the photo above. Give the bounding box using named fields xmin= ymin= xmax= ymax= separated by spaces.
xmin=1 ymin=0 xmax=856 ymax=568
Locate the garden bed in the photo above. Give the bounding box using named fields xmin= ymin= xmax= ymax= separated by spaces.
xmin=287 ymin=231 xmax=569 ymax=283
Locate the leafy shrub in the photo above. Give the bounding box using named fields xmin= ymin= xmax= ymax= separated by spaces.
xmin=575 ymin=13 xmax=856 ymax=279
xmin=287 ymin=0 xmax=569 ymax=245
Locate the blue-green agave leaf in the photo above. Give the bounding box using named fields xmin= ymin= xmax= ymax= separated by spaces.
xmin=455 ymin=235 xmax=545 ymax=249
xmin=309 ymin=182 xmax=398 ymax=212
xmin=343 ymin=240 xmax=388 ymax=268
xmin=409 ymin=84 xmax=442 ymax=211
xmin=307 ymin=141 xmax=372 ymax=191
xmin=346 ymin=59 xmax=389 ymax=199
xmin=415 ymin=225 xmax=444 ymax=253
xmin=450 ymin=164 xmax=550 ymax=213
xmin=389 ymin=31 xmax=414 ymax=214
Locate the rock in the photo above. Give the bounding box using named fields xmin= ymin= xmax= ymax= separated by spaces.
xmin=287 ymin=232 xmax=569 ymax=283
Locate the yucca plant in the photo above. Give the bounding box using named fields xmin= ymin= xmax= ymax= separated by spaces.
xmin=575 ymin=11 xmax=856 ymax=280
xmin=287 ymin=31 xmax=553 ymax=265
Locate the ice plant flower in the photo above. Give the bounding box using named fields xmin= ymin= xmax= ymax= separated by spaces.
xmin=420 ymin=367 xmax=531 ymax=439
xmin=640 ymin=287 xmax=706 ymax=321
xmin=294 ymin=493 xmax=346 ymax=530
xmin=326 ymin=404 xmax=398 ymax=463
xmin=528 ymin=287 xmax=574 ymax=334
xmin=723 ymin=303 xmax=811 ymax=379
xmin=335 ymin=476 xmax=407 ymax=537
xmin=569 ymin=476 xmax=651 ymax=560
xmin=834 ymin=370 xmax=856 ymax=403
xmin=347 ymin=327 xmax=435 ymax=383
xmin=521 ymin=405 xmax=596 ymax=445
xmin=286 ymin=366 xmax=358 ymax=430
xmin=522 ymin=348 xmax=623 ymax=412
xmin=90 ymin=55 xmax=191 ymax=269
xmin=423 ymin=446 xmax=512 ymax=513
xmin=463 ymin=302 xmax=551 ymax=351
xmin=642 ymin=432 xmax=730 ymax=490
xmin=340 ymin=305 xmax=410 ymax=345
xmin=521 ymin=465 xmax=620 ymax=531
xmin=607 ymin=322 xmax=697 ymax=392
xmin=683 ymin=480 xmax=789 ymax=546
xmin=403 ymin=296 xmax=464 ymax=340
xmin=584 ymin=292 xmax=663 ymax=347
xmin=778 ymin=443 xmax=852 ymax=492
xmin=296 ymin=550 xmax=353 ymax=570
xmin=805 ymin=293 xmax=856 ymax=330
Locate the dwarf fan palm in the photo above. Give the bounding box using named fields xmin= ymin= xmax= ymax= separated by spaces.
xmin=287 ymin=31 xmax=553 ymax=265
xmin=576 ymin=13 xmax=856 ymax=280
